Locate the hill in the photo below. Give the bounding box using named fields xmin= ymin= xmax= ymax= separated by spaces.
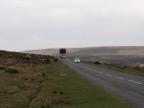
xmin=22 ymin=46 xmax=144 ymax=66
xmin=22 ymin=46 xmax=144 ymax=56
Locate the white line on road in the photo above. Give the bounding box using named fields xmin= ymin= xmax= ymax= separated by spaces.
xmin=82 ymin=66 xmax=143 ymax=85
xmin=105 ymin=74 xmax=112 ymax=77
xmin=114 ymin=76 xmax=124 ymax=80
xmin=128 ymin=80 xmax=142 ymax=85
xmin=98 ymin=71 xmax=103 ymax=74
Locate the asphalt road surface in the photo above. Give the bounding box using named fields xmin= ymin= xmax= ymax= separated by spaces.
xmin=62 ymin=59 xmax=144 ymax=108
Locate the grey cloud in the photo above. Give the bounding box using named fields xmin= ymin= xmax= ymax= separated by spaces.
xmin=0 ymin=0 xmax=144 ymax=51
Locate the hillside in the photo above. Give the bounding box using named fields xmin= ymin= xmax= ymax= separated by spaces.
xmin=23 ymin=46 xmax=144 ymax=65
xmin=0 ymin=50 xmax=57 ymax=108
xmin=22 ymin=46 xmax=144 ymax=56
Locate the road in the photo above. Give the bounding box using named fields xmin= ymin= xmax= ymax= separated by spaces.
xmin=62 ymin=59 xmax=144 ymax=108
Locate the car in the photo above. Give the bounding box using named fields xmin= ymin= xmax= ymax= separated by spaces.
xmin=60 ymin=55 xmax=66 ymax=59
xmin=74 ymin=58 xmax=80 ymax=63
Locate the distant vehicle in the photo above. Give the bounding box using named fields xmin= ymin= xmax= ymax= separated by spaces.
xmin=74 ymin=58 xmax=80 ymax=63
xmin=60 ymin=55 xmax=66 ymax=59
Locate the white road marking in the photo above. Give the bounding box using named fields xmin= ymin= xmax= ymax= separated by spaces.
xmin=128 ymin=80 xmax=142 ymax=85
xmin=98 ymin=71 xmax=103 ymax=74
xmin=82 ymin=66 xmax=143 ymax=85
xmin=105 ymin=74 xmax=112 ymax=77
xmin=114 ymin=76 xmax=124 ymax=80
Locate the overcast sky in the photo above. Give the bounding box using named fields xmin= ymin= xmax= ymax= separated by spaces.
xmin=0 ymin=0 xmax=144 ymax=51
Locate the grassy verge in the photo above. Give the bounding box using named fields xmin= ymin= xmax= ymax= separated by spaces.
xmin=83 ymin=61 xmax=144 ymax=77
xmin=29 ymin=61 xmax=134 ymax=108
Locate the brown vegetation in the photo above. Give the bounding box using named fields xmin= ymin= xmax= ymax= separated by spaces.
xmin=0 ymin=50 xmax=58 ymax=108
